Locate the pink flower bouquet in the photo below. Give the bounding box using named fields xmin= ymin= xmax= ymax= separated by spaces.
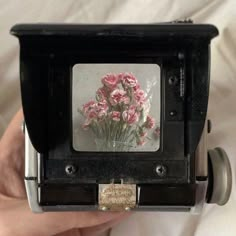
xmin=79 ymin=72 xmax=156 ymax=151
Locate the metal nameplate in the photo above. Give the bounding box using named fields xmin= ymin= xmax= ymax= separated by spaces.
xmin=99 ymin=184 xmax=136 ymax=211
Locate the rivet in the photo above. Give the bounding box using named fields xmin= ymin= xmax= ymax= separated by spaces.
xmin=125 ymin=206 xmax=131 ymax=211
xmin=178 ymin=52 xmax=185 ymax=60
xmin=101 ymin=206 xmax=108 ymax=211
xmin=169 ymin=110 xmax=177 ymax=116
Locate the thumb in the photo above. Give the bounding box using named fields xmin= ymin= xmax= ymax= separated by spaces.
xmin=0 ymin=196 xmax=127 ymax=236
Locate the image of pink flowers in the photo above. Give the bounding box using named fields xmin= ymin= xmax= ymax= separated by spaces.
xmin=78 ymin=72 xmax=158 ymax=151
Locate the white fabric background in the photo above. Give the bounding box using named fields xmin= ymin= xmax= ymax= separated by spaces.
xmin=0 ymin=0 xmax=235 ymax=235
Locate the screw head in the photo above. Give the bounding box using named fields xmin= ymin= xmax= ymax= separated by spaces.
xmin=156 ymin=165 xmax=167 ymax=177
xmin=65 ymin=164 xmax=77 ymax=176
xmin=168 ymin=76 xmax=178 ymax=85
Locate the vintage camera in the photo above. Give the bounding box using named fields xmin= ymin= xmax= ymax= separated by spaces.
xmin=11 ymin=22 xmax=232 ymax=213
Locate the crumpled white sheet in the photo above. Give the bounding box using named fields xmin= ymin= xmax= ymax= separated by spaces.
xmin=0 ymin=0 xmax=235 ymax=235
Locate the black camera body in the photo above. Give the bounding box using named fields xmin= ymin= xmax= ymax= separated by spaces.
xmin=11 ymin=22 xmax=232 ymax=212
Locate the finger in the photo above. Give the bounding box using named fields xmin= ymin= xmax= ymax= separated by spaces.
xmin=53 ymin=228 xmax=81 ymax=236
xmin=0 ymin=109 xmax=24 ymax=172
xmin=0 ymin=109 xmax=24 ymax=151
xmin=80 ymin=212 xmax=131 ymax=236
xmin=54 ymin=213 xmax=130 ymax=236
xmin=0 ymin=109 xmax=26 ymax=198
xmin=0 ymin=197 xmax=127 ymax=236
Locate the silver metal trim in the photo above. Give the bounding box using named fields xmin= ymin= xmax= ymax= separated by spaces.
xmin=25 ymin=127 xmax=37 ymax=178
xmin=192 ymin=119 xmax=209 ymax=213
xmin=25 ymin=180 xmax=43 ymax=213
xmin=195 ymin=119 xmax=208 ymax=177
xmin=24 ymin=127 xmax=43 ymax=213
xmin=190 ymin=180 xmax=208 ymax=214
xmin=37 ymin=153 xmax=41 ymax=184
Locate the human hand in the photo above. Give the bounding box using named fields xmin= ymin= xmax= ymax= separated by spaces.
xmin=0 ymin=110 xmax=129 ymax=236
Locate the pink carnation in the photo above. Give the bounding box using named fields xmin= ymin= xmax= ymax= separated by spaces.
xmin=137 ymin=139 xmax=146 ymax=146
xmin=122 ymin=106 xmax=140 ymax=125
xmin=83 ymin=100 xmax=108 ymax=120
xmin=110 ymin=89 xmax=130 ymax=105
xmin=96 ymin=87 xmax=107 ymax=100
xmin=110 ymin=111 xmax=121 ymax=121
xmin=144 ymin=115 xmax=155 ymax=129
xmin=87 ymin=110 xmax=98 ymax=119
xmin=102 ymin=74 xmax=119 ymax=90
xmin=134 ymin=89 xmax=146 ymax=106
xmin=133 ymin=84 xmax=141 ymax=91
xmin=82 ymin=120 xmax=91 ymax=130
xmin=82 ymin=100 xmax=96 ymax=114
xmin=96 ymin=101 xmax=109 ymax=118
xmin=81 ymin=72 xmax=155 ymax=148
xmin=139 ymin=131 xmax=147 ymax=137
xmin=154 ymin=126 xmax=160 ymax=137
xmin=121 ymin=73 xmax=138 ymax=88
